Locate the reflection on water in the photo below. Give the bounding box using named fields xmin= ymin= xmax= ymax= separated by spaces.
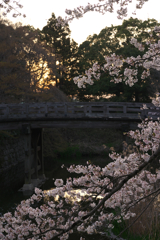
xmin=0 ymin=157 xmax=87 ymax=214
xmin=0 ymin=157 xmax=108 ymax=240
xmin=44 ymin=188 xmax=103 ymax=203
xmin=44 ymin=188 xmax=90 ymax=202
xmin=0 ymin=155 xmax=138 ymax=240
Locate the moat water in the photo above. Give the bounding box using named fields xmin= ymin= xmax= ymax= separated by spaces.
xmin=0 ymin=156 xmax=140 ymax=240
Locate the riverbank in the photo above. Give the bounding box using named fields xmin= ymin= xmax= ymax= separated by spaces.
xmin=1 ymin=153 xmax=160 ymax=240
xmin=43 ymin=127 xmax=160 ymax=174
xmin=43 ymin=127 xmax=125 ymax=178
xmin=1 ymin=128 xmax=160 ymax=240
xmin=43 ymin=128 xmax=125 ymax=159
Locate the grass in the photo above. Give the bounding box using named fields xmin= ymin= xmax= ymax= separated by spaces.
xmin=56 ymin=145 xmax=82 ymax=160
xmin=111 ymin=195 xmax=160 ymax=240
xmin=112 ymin=219 xmax=145 ymax=240
xmin=42 ymin=128 xmax=160 ymax=240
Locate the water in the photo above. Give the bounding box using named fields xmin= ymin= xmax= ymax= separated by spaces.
xmin=0 ymin=156 xmax=113 ymax=239
xmin=0 ymin=191 xmax=29 ymax=216
xmin=1 ymin=155 xmax=152 ymax=240
xmin=0 ymin=158 xmax=74 ymax=214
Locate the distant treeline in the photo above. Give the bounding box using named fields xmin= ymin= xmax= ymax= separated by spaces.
xmin=1 ymin=16 xmax=160 ymax=103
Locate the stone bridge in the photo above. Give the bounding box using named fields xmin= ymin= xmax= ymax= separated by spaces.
xmin=0 ymin=102 xmax=159 ymax=192
xmin=0 ymin=102 xmax=158 ymax=130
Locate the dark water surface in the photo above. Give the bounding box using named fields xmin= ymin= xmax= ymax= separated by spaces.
xmin=0 ymin=156 xmax=93 ymax=214
xmin=0 ymin=156 xmax=114 ymax=239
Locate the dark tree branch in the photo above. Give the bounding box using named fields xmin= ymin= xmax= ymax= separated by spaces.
xmin=114 ymin=190 xmax=160 ymax=239
xmin=25 ymin=145 xmax=160 ymax=240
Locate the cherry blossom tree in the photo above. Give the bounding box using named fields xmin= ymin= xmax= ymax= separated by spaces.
xmin=0 ymin=0 xmax=26 ymax=18
xmin=57 ymin=0 xmax=150 ymax=26
xmin=2 ymin=1 xmax=160 ymax=240
xmin=73 ymin=28 xmax=160 ymax=88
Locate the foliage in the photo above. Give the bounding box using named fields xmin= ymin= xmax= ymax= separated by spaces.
xmin=75 ymin=18 xmax=160 ymax=102
xmin=40 ymin=13 xmax=79 ymax=98
xmin=56 ymin=146 xmax=81 ymax=160
xmin=2 ymin=1 xmax=160 ymax=240
xmin=0 ymin=19 xmax=69 ymax=103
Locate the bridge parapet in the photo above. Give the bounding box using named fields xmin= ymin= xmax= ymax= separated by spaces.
xmin=0 ymin=102 xmax=160 ymax=121
xmin=0 ymin=102 xmax=159 ymax=122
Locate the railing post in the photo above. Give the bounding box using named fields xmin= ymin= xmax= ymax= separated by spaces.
xmin=84 ymin=104 xmax=87 ymax=116
xmin=107 ymin=104 xmax=110 ymax=114
xmin=123 ymin=105 xmax=127 ymax=114
xmin=45 ymin=103 xmax=48 ymax=117
xmin=104 ymin=103 xmax=107 ymax=117
xmin=55 ymin=105 xmax=58 ymax=115
xmin=89 ymin=104 xmax=92 ymax=114
xmin=64 ymin=103 xmax=67 ymax=116
xmin=5 ymin=104 xmax=9 ymax=118
xmin=25 ymin=104 xmax=29 ymax=118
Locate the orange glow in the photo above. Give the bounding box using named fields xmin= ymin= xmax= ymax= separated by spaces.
xmin=27 ymin=59 xmax=57 ymax=89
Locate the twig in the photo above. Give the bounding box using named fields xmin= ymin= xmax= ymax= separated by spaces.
xmin=114 ymin=190 xmax=160 ymax=239
xmin=124 ymin=186 xmax=160 ymax=213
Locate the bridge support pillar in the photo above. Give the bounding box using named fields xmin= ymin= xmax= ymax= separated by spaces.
xmin=31 ymin=128 xmax=45 ymax=180
xmin=21 ymin=125 xmax=46 ymax=193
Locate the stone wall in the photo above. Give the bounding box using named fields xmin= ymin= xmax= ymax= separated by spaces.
xmin=0 ymin=131 xmax=25 ymax=194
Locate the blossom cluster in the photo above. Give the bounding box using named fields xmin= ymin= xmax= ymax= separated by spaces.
xmin=73 ymin=33 xmax=160 ymax=88
xmin=2 ymin=1 xmax=160 ymax=240
xmin=73 ymin=62 xmax=100 ymax=88
xmin=0 ymin=0 xmax=26 ymax=18
xmin=1 ymin=119 xmax=160 ymax=240
xmin=2 ymin=24 xmax=160 ymax=240
xmin=56 ymin=0 xmax=149 ymax=26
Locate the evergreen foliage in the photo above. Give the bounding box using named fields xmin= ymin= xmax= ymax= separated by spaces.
xmin=75 ymin=18 xmax=160 ymax=102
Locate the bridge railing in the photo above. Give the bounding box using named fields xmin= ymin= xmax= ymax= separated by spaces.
xmin=0 ymin=102 xmax=159 ymax=121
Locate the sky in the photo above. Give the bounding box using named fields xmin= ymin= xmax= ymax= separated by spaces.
xmin=4 ymin=0 xmax=160 ymax=45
